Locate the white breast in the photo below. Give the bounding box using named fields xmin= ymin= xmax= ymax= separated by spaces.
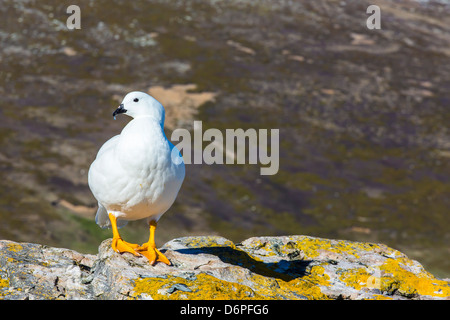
xmin=88 ymin=116 xmax=185 ymax=223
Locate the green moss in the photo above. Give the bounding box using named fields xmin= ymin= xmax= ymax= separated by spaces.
xmin=0 ymin=128 xmax=16 ymax=145
xmin=270 ymin=171 xmax=335 ymax=192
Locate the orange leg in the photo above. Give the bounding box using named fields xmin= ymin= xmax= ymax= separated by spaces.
xmin=136 ymin=221 xmax=171 ymax=266
xmin=109 ymin=213 xmax=140 ymax=257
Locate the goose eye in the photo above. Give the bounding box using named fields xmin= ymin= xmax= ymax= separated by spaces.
xmin=133 ymin=98 xmax=139 ymax=102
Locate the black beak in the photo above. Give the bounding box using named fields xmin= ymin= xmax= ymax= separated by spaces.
xmin=113 ymin=104 xmax=127 ymax=118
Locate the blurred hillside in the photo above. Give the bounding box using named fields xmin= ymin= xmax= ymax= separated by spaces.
xmin=0 ymin=0 xmax=449 ymax=277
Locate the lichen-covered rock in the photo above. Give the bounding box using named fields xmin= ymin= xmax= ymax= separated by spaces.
xmin=0 ymin=241 xmax=96 ymax=299
xmin=0 ymin=236 xmax=448 ymax=300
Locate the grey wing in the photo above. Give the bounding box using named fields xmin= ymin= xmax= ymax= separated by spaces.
xmin=95 ymin=203 xmax=110 ymax=228
xmin=95 ymin=202 xmax=128 ymax=229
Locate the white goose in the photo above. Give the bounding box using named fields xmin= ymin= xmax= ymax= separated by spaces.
xmin=88 ymin=91 xmax=185 ymax=265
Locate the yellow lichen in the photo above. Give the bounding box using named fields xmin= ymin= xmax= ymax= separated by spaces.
xmin=339 ymin=268 xmax=372 ymax=290
xmin=338 ymin=258 xmax=450 ymax=298
xmin=309 ymin=265 xmax=331 ymax=287
xmin=374 ymin=294 xmax=393 ymax=300
xmin=7 ymin=243 xmax=23 ymax=252
xmin=379 ymin=258 xmax=450 ymax=298
xmin=132 ymin=263 xmax=332 ymax=300
xmin=277 ymin=279 xmax=328 ymax=300
xmin=245 ymin=268 xmax=330 ymax=300
xmin=132 ymin=274 xmax=261 ymax=300
xmin=277 ymin=265 xmax=331 ymax=300
xmin=279 ymin=236 xmax=389 ymax=259
xmin=131 ymin=236 xmax=448 ymax=300
xmin=245 ymin=238 xmax=278 ymax=257
xmin=0 ymin=279 xmax=9 ymax=288
xmin=183 ymin=236 xmax=236 ymax=250
xmin=244 ymin=236 xmax=391 ymax=261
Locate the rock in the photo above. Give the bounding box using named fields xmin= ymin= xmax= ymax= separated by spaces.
xmin=0 ymin=236 xmax=449 ymax=300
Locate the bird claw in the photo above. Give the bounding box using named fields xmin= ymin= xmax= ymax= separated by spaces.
xmin=111 ymin=237 xmax=141 ymax=257
xmin=136 ymin=245 xmax=171 ymax=266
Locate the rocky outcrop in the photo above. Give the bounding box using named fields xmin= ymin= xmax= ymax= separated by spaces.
xmin=0 ymin=236 xmax=449 ymax=300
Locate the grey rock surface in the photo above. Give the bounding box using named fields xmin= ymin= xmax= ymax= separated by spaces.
xmin=1 ymin=236 xmax=449 ymax=300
